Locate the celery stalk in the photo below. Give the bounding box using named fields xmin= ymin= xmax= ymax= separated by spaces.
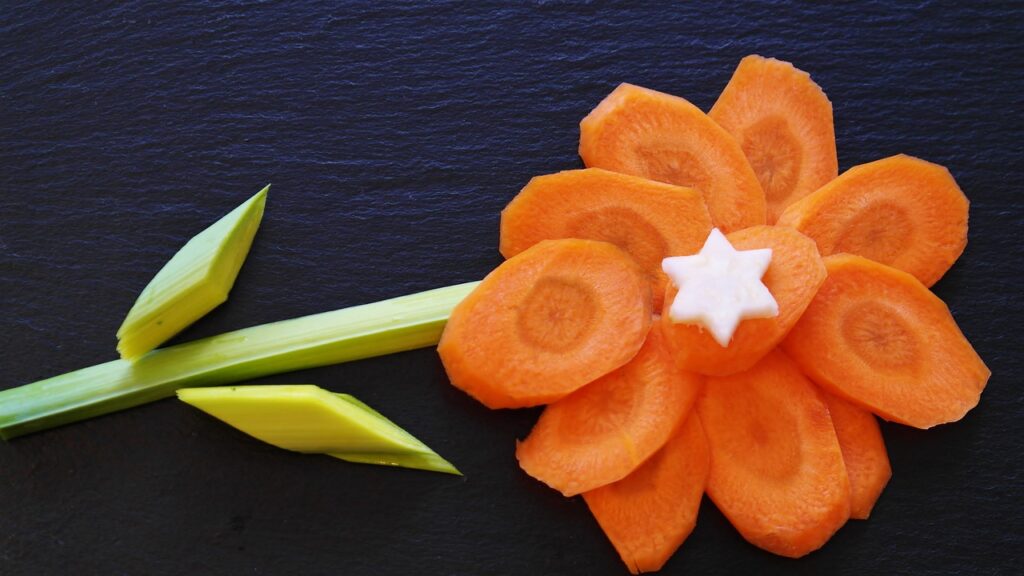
xmin=0 ymin=281 xmax=479 ymax=440
xmin=116 ymin=186 xmax=268 ymax=360
xmin=177 ymin=385 xmax=459 ymax=475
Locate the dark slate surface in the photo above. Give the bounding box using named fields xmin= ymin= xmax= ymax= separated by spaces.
xmin=1 ymin=1 xmax=1022 ymax=574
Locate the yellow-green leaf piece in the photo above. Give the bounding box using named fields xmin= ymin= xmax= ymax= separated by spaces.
xmin=116 ymin=186 xmax=269 ymax=360
xmin=176 ymin=385 xmax=460 ymax=475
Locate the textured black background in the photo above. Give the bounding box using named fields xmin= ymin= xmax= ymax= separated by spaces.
xmin=1 ymin=2 xmax=1022 ymax=574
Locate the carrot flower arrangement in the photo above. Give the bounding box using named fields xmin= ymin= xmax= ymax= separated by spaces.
xmin=0 ymin=55 xmax=989 ymax=574
xmin=439 ymin=55 xmax=989 ymax=572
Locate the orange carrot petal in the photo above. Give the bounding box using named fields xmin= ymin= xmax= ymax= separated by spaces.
xmin=698 ymin=350 xmax=850 ymax=558
xmin=783 ymin=254 xmax=989 ymax=429
xmin=662 ymin=225 xmax=825 ymax=376
xmin=500 ymin=168 xmax=712 ymax=309
xmin=516 ymin=326 xmax=701 ymax=496
xmin=822 ymin=390 xmax=892 ymax=519
xmin=579 ymin=83 xmax=766 ymax=233
xmin=710 ymin=55 xmax=838 ymax=223
xmin=438 ymin=238 xmax=651 ymax=409
xmin=776 ymin=154 xmax=969 ymax=286
xmin=584 ymin=412 xmax=709 ymax=574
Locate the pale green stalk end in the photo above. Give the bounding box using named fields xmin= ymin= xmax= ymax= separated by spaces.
xmin=177 ymin=385 xmax=460 ymax=475
xmin=117 ymin=185 xmax=269 ymax=360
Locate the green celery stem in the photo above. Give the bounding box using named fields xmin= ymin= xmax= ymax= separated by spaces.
xmin=0 ymin=282 xmax=479 ymax=439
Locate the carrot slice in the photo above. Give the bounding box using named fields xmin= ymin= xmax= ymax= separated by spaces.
xmin=438 ymin=238 xmax=652 ymax=409
xmin=661 ymin=225 xmax=825 ymax=376
xmin=500 ymin=168 xmax=713 ymax=309
xmin=709 ymin=55 xmax=838 ymax=223
xmin=821 ymin=390 xmax=892 ymax=519
xmin=516 ymin=325 xmax=702 ymax=496
xmin=783 ymin=254 xmax=990 ymax=429
xmin=579 ymin=83 xmax=766 ymax=233
xmin=698 ymin=350 xmax=850 ymax=558
xmin=776 ymin=154 xmax=969 ymax=286
xmin=584 ymin=412 xmax=709 ymax=575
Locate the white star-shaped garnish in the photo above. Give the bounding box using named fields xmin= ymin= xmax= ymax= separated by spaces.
xmin=662 ymin=228 xmax=778 ymax=347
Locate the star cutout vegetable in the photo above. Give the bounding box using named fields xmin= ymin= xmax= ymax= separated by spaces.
xmin=662 ymin=228 xmax=778 ymax=347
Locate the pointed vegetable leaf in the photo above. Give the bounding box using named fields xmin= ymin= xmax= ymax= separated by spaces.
xmin=177 ymin=385 xmax=460 ymax=475
xmin=117 ymin=185 xmax=269 ymax=360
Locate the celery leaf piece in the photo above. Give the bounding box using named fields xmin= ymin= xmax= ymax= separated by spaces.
xmin=178 ymin=385 xmax=460 ymax=475
xmin=116 ymin=185 xmax=269 ymax=360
